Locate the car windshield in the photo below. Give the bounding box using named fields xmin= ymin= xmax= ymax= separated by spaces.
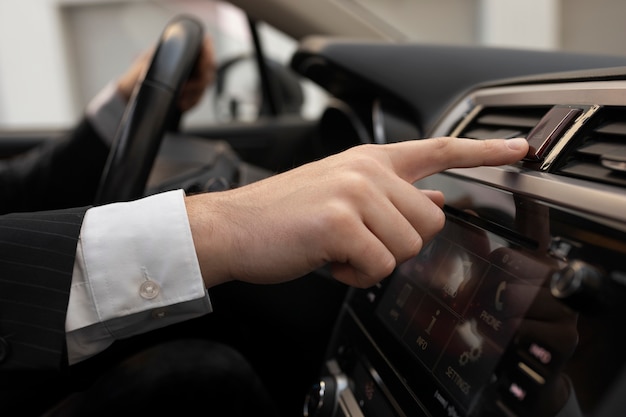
xmin=346 ymin=0 xmax=626 ymax=56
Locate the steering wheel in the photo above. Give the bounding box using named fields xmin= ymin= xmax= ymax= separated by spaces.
xmin=94 ymin=15 xmax=204 ymax=205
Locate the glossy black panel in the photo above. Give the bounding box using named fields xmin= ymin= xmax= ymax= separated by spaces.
xmin=327 ymin=171 xmax=626 ymax=417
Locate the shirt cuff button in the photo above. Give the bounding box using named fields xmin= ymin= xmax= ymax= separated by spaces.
xmin=152 ymin=309 xmax=168 ymax=319
xmin=139 ymin=280 xmax=160 ymax=299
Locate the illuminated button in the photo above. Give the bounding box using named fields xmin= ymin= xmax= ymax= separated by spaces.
xmin=433 ymin=320 xmax=501 ymax=407
xmin=497 ymin=364 xmax=544 ymax=414
xmin=139 ymin=280 xmax=160 ymax=299
xmin=525 ymin=106 xmax=582 ymax=161
xmin=429 ymin=247 xmax=488 ymax=314
xmin=508 ymin=382 xmax=528 ymax=401
xmin=516 ymin=336 xmax=569 ymax=374
xmin=527 ymin=343 xmax=553 ymax=366
xmin=402 ymin=296 xmax=457 ymax=370
xmin=517 ymin=362 xmax=545 ymax=385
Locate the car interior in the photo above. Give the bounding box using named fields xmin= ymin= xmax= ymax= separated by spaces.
xmin=2 ymin=1 xmax=626 ymax=416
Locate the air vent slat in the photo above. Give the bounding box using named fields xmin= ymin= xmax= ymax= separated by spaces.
xmin=463 ymin=128 xmax=522 ymax=139
xmin=457 ymin=106 xmax=550 ymax=141
xmin=560 ymin=162 xmax=626 ymax=187
xmin=555 ymin=106 xmax=626 ymax=188
xmin=596 ymin=121 xmax=626 ymax=136
xmin=577 ymin=142 xmax=626 ymax=158
xmin=456 ymin=104 xmax=626 ymax=189
xmin=476 ymin=114 xmax=540 ymax=128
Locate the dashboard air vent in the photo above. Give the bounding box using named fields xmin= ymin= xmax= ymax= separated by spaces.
xmin=458 ymin=106 xmax=551 ymax=139
xmin=556 ymin=107 xmax=626 ymax=188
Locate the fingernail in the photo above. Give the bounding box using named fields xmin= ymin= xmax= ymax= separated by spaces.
xmin=506 ymin=138 xmax=528 ymax=150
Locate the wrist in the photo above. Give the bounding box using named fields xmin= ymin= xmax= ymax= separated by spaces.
xmin=185 ymin=193 xmax=236 ymax=289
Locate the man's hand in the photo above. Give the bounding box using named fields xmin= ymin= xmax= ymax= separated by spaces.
xmin=116 ymin=37 xmax=215 ymax=112
xmin=186 ymin=137 xmax=529 ymax=289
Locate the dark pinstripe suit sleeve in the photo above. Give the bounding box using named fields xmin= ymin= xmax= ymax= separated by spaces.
xmin=0 ymin=205 xmax=89 ymax=387
xmin=0 ymin=117 xmax=108 ymax=388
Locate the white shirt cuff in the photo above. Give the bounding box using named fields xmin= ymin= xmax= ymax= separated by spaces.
xmin=66 ymin=189 xmax=211 ymax=364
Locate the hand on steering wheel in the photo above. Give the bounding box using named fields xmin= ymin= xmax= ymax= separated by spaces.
xmin=95 ymin=15 xmax=205 ymax=205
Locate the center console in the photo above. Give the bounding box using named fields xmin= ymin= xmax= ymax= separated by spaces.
xmin=304 ymin=70 xmax=626 ymax=417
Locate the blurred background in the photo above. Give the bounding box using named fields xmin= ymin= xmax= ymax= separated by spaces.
xmin=1 ymin=0 xmax=625 ymax=131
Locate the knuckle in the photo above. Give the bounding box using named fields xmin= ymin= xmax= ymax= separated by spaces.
xmin=377 ymin=256 xmax=398 ymax=281
xmin=432 ymin=208 xmax=446 ymax=231
xmin=345 ymin=144 xmax=384 ymax=168
xmin=425 ymin=136 xmax=458 ymax=165
xmin=431 ymin=136 xmax=455 ymax=151
xmin=332 ymin=169 xmax=378 ymax=203
xmin=357 ymin=258 xmax=396 ymax=288
xmin=403 ymin=233 xmax=424 ymax=260
xmin=420 ymin=208 xmax=446 ymax=244
xmin=317 ymin=200 xmax=356 ymax=231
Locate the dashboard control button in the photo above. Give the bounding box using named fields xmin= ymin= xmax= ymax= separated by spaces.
xmin=550 ymin=260 xmax=603 ymax=310
xmin=524 ymin=106 xmax=582 ymax=161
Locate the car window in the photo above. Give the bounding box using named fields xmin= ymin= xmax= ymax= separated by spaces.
xmin=211 ymin=18 xmax=329 ymax=124
xmin=0 ymin=0 xmax=327 ymax=132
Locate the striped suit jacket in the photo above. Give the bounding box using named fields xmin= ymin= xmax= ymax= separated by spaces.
xmin=0 ymin=118 xmax=108 ymax=387
xmin=0 ymin=207 xmax=87 ymax=387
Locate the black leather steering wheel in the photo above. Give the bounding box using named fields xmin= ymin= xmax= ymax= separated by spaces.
xmin=94 ymin=15 xmax=204 ymax=205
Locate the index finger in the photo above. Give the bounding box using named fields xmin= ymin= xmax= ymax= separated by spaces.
xmin=386 ymin=137 xmax=529 ymax=183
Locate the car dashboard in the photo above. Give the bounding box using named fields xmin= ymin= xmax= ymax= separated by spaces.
xmin=292 ymin=40 xmax=626 ymax=417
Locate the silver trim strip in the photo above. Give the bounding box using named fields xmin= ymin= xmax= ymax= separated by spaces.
xmin=442 ymin=166 xmax=626 ymax=228
xmin=472 ymin=80 xmax=626 ymax=107
xmin=433 ymin=79 xmax=626 ymax=140
xmin=540 ymin=104 xmax=600 ymax=170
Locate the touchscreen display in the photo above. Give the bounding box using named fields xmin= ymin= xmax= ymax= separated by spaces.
xmin=375 ymin=217 xmax=558 ymax=415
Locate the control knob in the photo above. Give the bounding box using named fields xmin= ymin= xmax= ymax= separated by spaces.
xmin=550 ymin=260 xmax=604 ymax=310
